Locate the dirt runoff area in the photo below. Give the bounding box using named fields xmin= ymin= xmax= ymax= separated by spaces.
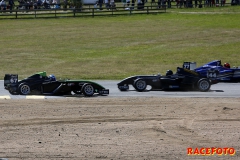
xmin=0 ymin=97 xmax=239 ymax=160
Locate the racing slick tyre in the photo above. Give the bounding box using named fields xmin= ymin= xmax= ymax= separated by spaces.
xmin=18 ymin=83 xmax=31 ymax=95
xmin=134 ymin=79 xmax=147 ymax=92
xmin=197 ymin=78 xmax=211 ymax=92
xmin=82 ymin=83 xmax=94 ymax=97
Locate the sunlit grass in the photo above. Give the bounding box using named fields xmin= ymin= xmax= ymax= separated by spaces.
xmin=0 ymin=6 xmax=240 ymax=79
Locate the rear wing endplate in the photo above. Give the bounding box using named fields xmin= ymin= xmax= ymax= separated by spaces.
xmin=4 ymin=74 xmax=18 ymax=87
xmin=183 ymin=62 xmax=197 ymax=70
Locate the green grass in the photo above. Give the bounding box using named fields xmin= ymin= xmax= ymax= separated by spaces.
xmin=1 ymin=6 xmax=240 ymax=79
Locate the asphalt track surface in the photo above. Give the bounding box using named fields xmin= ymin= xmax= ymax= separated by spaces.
xmin=0 ymin=80 xmax=239 ymax=99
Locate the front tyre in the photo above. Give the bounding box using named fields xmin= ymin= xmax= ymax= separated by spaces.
xmin=18 ymin=83 xmax=31 ymax=95
xmin=134 ymin=79 xmax=147 ymax=92
xmin=82 ymin=84 xmax=94 ymax=96
xmin=197 ymin=78 xmax=211 ymax=92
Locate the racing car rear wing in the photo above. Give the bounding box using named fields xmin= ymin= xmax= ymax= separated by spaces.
xmin=183 ymin=62 xmax=197 ymax=70
xmin=4 ymin=74 xmax=18 ymax=87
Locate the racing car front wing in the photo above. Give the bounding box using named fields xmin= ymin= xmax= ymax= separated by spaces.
xmin=99 ymin=89 xmax=109 ymax=95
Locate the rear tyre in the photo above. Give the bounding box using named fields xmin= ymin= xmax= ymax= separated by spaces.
xmin=82 ymin=84 xmax=94 ymax=96
xmin=18 ymin=83 xmax=31 ymax=95
xmin=134 ymin=79 xmax=147 ymax=92
xmin=197 ymin=78 xmax=211 ymax=92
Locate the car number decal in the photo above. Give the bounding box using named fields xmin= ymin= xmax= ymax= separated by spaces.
xmin=207 ymin=72 xmax=217 ymax=78
xmin=10 ymin=76 xmax=18 ymax=84
xmin=183 ymin=62 xmax=190 ymax=69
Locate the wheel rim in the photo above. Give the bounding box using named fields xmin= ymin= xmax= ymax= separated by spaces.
xmin=84 ymin=85 xmax=94 ymax=95
xmin=136 ymin=80 xmax=146 ymax=90
xmin=20 ymin=85 xmax=30 ymax=95
xmin=200 ymin=81 xmax=209 ymax=90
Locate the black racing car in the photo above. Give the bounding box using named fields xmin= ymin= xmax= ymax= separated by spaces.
xmin=118 ymin=67 xmax=218 ymax=92
xmin=4 ymin=71 xmax=109 ymax=97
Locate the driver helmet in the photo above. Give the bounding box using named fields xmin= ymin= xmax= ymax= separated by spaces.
xmin=49 ymin=74 xmax=56 ymax=81
xmin=224 ymin=63 xmax=230 ymax=68
xmin=166 ymin=70 xmax=173 ymax=76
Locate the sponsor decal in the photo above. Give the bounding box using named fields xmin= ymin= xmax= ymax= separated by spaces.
xmin=119 ymin=85 xmax=129 ymax=89
xmin=187 ymin=147 xmax=236 ymax=156
xmin=152 ymin=79 xmax=159 ymax=82
xmin=79 ymin=83 xmax=84 ymax=86
xmin=169 ymin=85 xmax=179 ymax=88
xmin=67 ymin=83 xmax=75 ymax=86
xmin=220 ymin=78 xmax=230 ymax=80
xmin=99 ymin=90 xmax=109 ymax=94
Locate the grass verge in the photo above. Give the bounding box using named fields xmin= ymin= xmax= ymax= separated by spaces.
xmin=1 ymin=6 xmax=240 ymax=79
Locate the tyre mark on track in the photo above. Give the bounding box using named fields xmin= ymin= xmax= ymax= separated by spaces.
xmin=199 ymin=119 xmax=240 ymax=122
xmin=1 ymin=116 xmax=179 ymax=127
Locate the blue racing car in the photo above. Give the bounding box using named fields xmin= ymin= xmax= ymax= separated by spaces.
xmin=183 ymin=60 xmax=240 ymax=82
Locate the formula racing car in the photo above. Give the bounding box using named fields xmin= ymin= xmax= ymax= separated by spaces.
xmin=4 ymin=71 xmax=109 ymax=96
xmin=118 ymin=67 xmax=216 ymax=92
xmin=183 ymin=60 xmax=240 ymax=82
